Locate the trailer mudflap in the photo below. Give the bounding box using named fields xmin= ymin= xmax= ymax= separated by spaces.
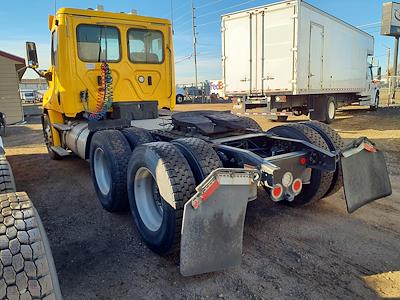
xmin=180 ymin=168 xmax=260 ymax=276
xmin=341 ymin=137 xmax=392 ymax=213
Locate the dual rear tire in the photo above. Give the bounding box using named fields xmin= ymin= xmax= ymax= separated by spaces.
xmin=267 ymin=121 xmax=344 ymax=206
xmin=90 ymin=128 xmax=222 ymax=255
xmin=127 ymin=138 xmax=222 ymax=254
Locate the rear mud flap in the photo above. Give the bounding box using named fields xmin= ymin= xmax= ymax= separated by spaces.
xmin=341 ymin=138 xmax=392 ymax=213
xmin=180 ymin=168 xmax=260 ymax=276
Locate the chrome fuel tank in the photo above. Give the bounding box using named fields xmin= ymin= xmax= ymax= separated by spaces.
xmin=65 ymin=122 xmax=90 ymax=160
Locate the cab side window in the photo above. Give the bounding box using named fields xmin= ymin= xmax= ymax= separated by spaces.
xmin=51 ymin=31 xmax=58 ymax=66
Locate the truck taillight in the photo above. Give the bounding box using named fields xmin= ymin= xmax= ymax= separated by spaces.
xmin=299 ymin=157 xmax=307 ymax=166
xmin=271 ymin=184 xmax=283 ymax=200
xmin=292 ymin=179 xmax=302 ymax=194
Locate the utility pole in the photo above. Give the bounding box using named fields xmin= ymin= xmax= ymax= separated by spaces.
xmin=191 ymin=1 xmax=198 ymax=103
xmin=387 ymin=46 xmax=391 ymax=76
xmin=384 ymin=45 xmax=391 ymax=106
xmin=392 ymin=36 xmax=399 ymax=104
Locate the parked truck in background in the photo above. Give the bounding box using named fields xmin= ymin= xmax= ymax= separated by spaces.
xmin=222 ymin=0 xmax=381 ymax=123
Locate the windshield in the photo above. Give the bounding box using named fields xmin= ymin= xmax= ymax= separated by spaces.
xmin=76 ymin=25 xmax=120 ymax=62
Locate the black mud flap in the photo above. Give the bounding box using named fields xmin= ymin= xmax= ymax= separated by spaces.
xmin=341 ymin=137 xmax=392 ymax=213
xmin=180 ymin=168 xmax=260 ymax=276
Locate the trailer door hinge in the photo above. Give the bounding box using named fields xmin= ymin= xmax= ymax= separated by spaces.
xmin=292 ymin=47 xmax=298 ymax=52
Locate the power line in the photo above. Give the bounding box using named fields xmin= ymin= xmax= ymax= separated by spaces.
xmin=197 ymin=0 xmax=225 ymax=9
xmin=197 ymin=20 xmax=220 ymax=27
xmin=197 ymin=0 xmax=257 ymax=18
xmin=357 ymin=21 xmax=380 ymax=28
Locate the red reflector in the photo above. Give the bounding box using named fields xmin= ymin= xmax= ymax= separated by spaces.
xmin=364 ymin=143 xmax=377 ymax=153
xmin=292 ymin=179 xmax=302 ymax=194
xmin=272 ymin=184 xmax=283 ymax=199
xmin=200 ymin=180 xmax=220 ymax=202
xmin=299 ymin=157 xmax=307 ymax=165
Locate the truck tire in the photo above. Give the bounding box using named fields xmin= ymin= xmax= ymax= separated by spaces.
xmin=325 ymin=97 xmax=336 ymax=124
xmin=121 ymin=127 xmax=155 ymax=150
xmin=127 ymin=142 xmax=196 ymax=255
xmin=41 ymin=114 xmax=61 ymax=161
xmin=276 ymin=116 xmax=288 ymax=122
xmin=267 ymin=123 xmax=333 ymax=206
xmin=239 ymin=116 xmax=262 ymax=131
xmin=90 ymin=130 xmax=131 ymax=212
xmin=302 ymin=121 xmax=344 ymax=197
xmin=176 ymin=94 xmax=184 ymax=104
xmin=0 ymin=157 xmax=16 ymax=194
xmin=172 ymin=138 xmax=223 ymax=184
xmin=0 ymin=192 xmax=61 ymax=299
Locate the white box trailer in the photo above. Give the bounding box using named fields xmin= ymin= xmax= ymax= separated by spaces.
xmin=222 ymin=0 xmax=380 ymax=123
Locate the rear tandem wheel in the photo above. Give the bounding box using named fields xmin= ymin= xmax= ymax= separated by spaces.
xmin=90 ymin=129 xmax=132 ymax=212
xmin=267 ymin=123 xmax=334 ymax=206
xmin=127 ymin=142 xmax=196 ymax=255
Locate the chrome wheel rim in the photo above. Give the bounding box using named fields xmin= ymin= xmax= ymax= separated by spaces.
xmin=328 ymin=101 xmax=335 ymax=120
xmin=134 ymin=167 xmax=163 ymax=232
xmin=93 ymin=148 xmax=111 ymax=195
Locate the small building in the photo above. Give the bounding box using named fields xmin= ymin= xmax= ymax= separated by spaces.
xmin=0 ymin=50 xmax=26 ymax=124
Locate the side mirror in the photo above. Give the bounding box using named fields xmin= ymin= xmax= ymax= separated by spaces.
xmin=26 ymin=42 xmax=39 ymax=69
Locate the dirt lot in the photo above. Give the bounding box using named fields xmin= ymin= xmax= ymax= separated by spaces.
xmin=3 ymin=105 xmax=400 ymax=299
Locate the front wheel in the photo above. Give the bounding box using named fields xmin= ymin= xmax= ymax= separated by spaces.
xmin=41 ymin=114 xmax=61 ymax=160
xmin=176 ymin=94 xmax=184 ymax=104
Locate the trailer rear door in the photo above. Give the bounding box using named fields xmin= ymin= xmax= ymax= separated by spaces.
xmin=222 ymin=15 xmax=251 ymax=94
xmin=261 ymin=5 xmax=296 ymax=93
xmin=222 ymin=2 xmax=296 ymax=96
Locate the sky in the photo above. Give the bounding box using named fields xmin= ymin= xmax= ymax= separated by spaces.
xmin=0 ymin=0 xmax=394 ymax=83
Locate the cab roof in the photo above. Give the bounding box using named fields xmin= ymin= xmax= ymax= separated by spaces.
xmin=56 ymin=7 xmax=171 ymax=25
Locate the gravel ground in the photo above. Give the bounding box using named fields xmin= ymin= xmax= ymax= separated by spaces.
xmin=3 ymin=105 xmax=400 ymax=299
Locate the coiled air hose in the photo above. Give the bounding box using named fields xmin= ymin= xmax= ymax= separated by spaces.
xmin=87 ymin=62 xmax=113 ymax=121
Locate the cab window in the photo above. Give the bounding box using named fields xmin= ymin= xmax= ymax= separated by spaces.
xmin=128 ymin=29 xmax=164 ymax=64
xmin=51 ymin=31 xmax=58 ymax=66
xmin=76 ymin=25 xmax=120 ymax=62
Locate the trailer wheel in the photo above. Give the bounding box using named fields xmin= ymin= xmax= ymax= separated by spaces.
xmin=302 ymin=121 xmax=344 ymax=197
xmin=172 ymin=138 xmax=223 ymax=184
xmin=127 ymin=142 xmax=196 ymax=254
xmin=90 ymin=130 xmax=131 ymax=212
xmin=41 ymin=114 xmax=61 ymax=160
xmin=325 ymin=97 xmax=336 ymax=124
xmin=267 ymin=123 xmax=333 ymax=206
xmin=121 ymin=127 xmax=155 ymax=150
xmin=239 ymin=116 xmax=262 ymax=131
xmin=0 ymin=192 xmax=61 ymax=299
xmin=0 ymin=156 xmax=16 ymax=194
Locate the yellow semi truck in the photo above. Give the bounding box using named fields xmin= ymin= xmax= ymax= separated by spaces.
xmin=24 ymin=6 xmax=391 ymax=279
